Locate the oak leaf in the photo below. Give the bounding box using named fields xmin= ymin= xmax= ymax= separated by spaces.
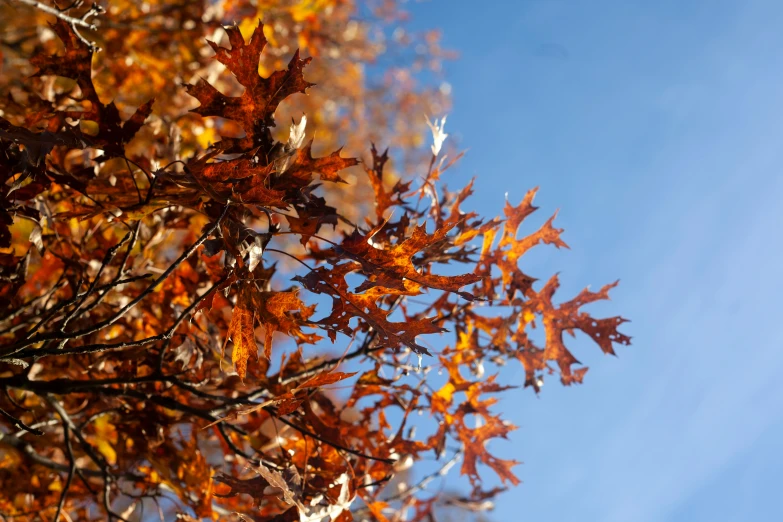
xmin=186 ymin=21 xmax=313 ymax=151
xmin=29 ymin=21 xmax=153 ymax=158
xmin=252 ymin=290 xmax=319 ymax=360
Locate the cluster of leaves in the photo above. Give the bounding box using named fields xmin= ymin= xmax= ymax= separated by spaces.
xmin=0 ymin=0 xmax=452 ymax=183
xmin=0 ymin=3 xmax=629 ymax=522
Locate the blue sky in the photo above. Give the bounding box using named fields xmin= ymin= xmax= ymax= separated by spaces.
xmin=405 ymin=1 xmax=783 ymax=521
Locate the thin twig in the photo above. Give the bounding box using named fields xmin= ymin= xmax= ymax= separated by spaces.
xmin=268 ymin=408 xmax=396 ymax=465
xmin=0 ymin=405 xmax=43 ymax=435
xmin=13 ymin=0 xmax=97 ymax=30
xmin=53 ymin=422 xmax=76 ymax=522
xmin=0 ymin=205 xmax=229 ymax=357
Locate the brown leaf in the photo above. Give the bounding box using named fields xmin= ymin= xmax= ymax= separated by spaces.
xmin=280 ymin=140 xmax=358 ymax=185
xmin=187 ymin=21 xmax=314 ymax=151
xmin=520 ymin=275 xmax=631 ymax=387
xmin=297 ymin=371 xmax=357 ymax=390
xmin=294 ymin=262 xmax=446 ymax=355
xmin=29 ymin=21 xmax=153 ymax=157
xmin=338 ymin=212 xmax=481 ymax=300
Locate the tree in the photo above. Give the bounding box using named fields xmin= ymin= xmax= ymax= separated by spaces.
xmin=0 ymin=2 xmax=630 ymax=521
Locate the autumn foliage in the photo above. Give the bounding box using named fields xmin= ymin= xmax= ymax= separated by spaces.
xmin=0 ymin=2 xmax=629 ymax=521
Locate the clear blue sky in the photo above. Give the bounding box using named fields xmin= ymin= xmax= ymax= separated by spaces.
xmin=406 ymin=1 xmax=783 ymax=521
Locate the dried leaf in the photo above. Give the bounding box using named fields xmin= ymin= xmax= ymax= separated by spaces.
xmin=186 ymin=21 xmax=313 ymax=150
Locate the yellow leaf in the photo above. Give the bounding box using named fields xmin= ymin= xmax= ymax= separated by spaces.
xmin=195 ymin=126 xmax=218 ymax=150
xmin=96 ymin=439 xmax=117 ymax=464
xmin=290 ymin=0 xmax=332 ymax=22
xmin=93 ymin=415 xmax=118 ymax=465
xmin=435 ymin=381 xmax=455 ymax=402
xmin=262 ymin=23 xmax=278 ymax=47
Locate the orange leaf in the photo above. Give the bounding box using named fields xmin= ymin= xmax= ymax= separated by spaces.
xmin=224 ymin=303 xmax=256 ymax=380
xmin=253 ymin=290 xmax=319 ymax=360
xmin=297 ymin=371 xmax=357 ymax=390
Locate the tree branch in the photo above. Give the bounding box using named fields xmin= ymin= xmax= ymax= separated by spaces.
xmin=0 ymin=205 xmax=230 ymax=358
xmin=13 ymin=0 xmax=97 ymax=30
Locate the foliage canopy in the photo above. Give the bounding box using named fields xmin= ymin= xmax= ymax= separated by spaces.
xmin=0 ymin=1 xmax=630 ymax=520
